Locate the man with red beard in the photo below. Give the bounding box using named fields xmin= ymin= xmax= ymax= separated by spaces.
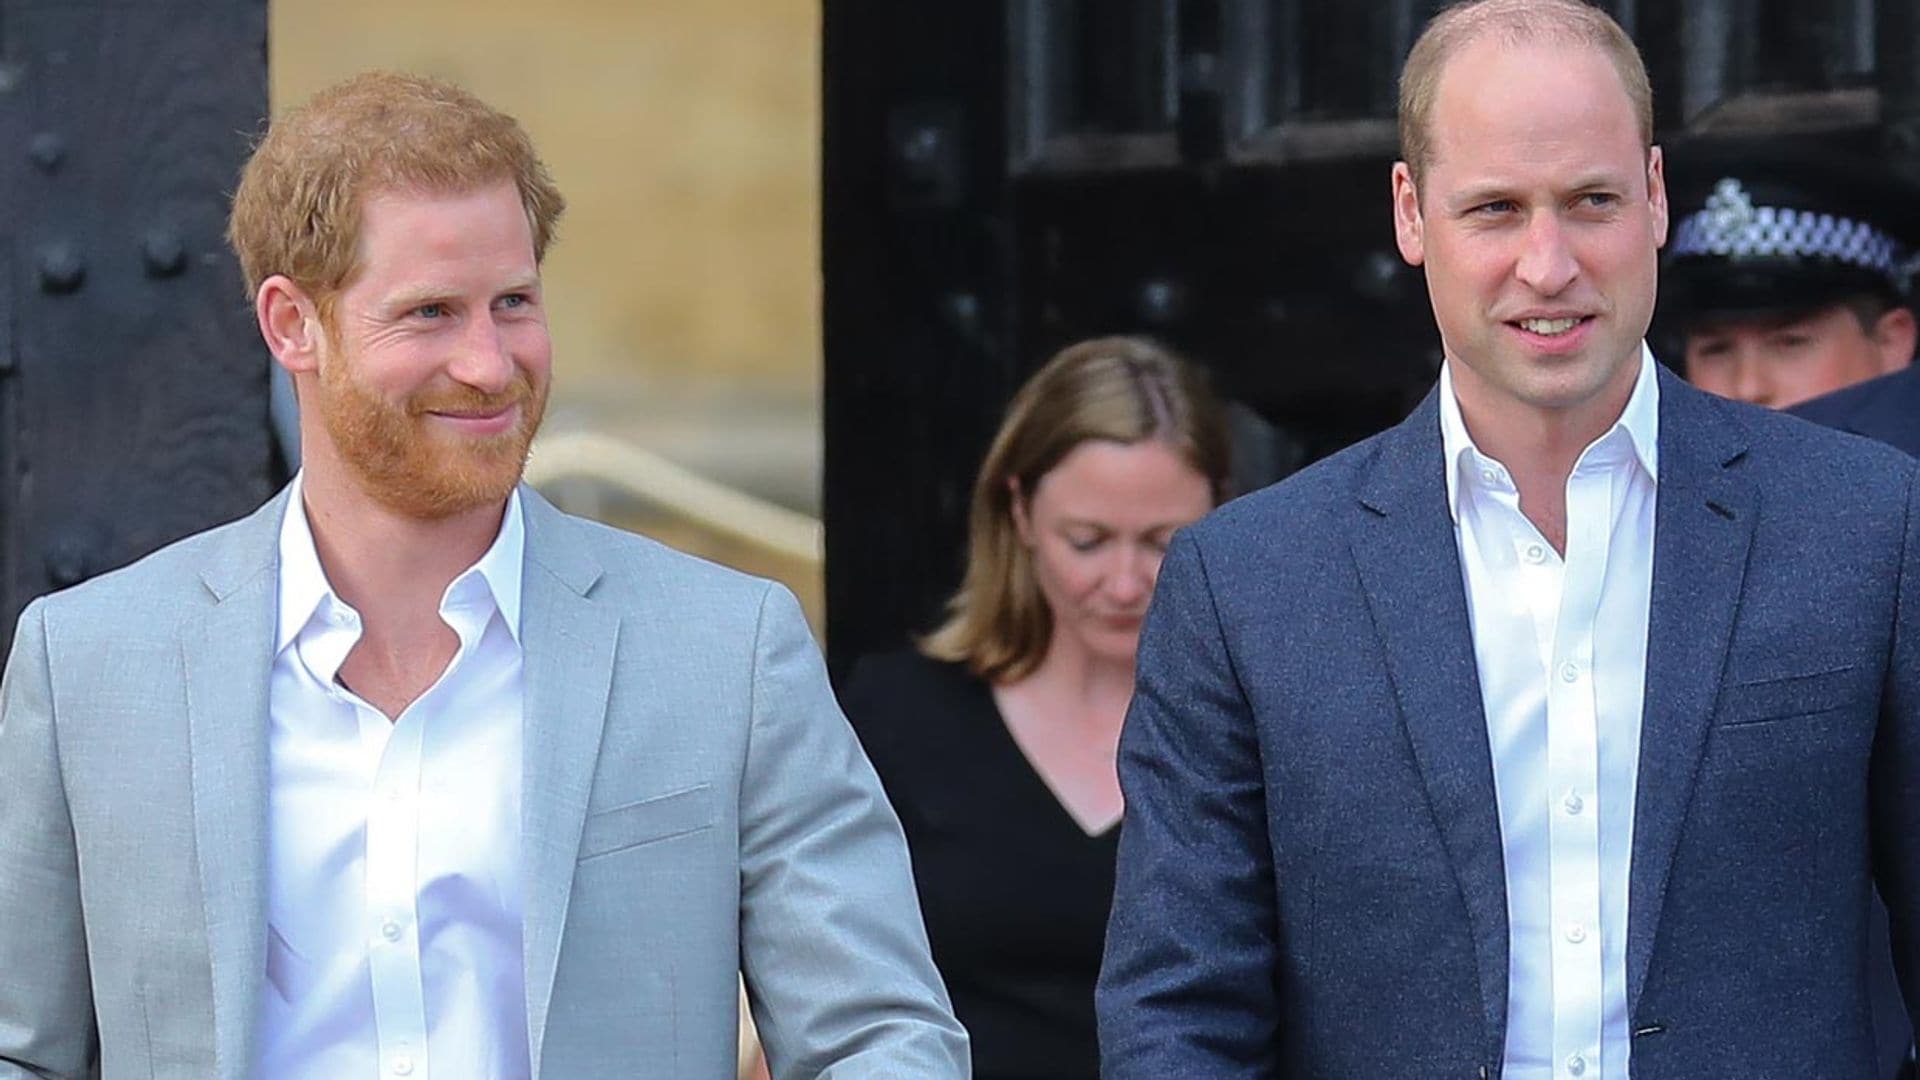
xmin=0 ymin=73 xmax=967 ymax=1079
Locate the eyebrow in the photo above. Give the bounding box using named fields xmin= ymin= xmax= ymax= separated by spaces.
xmin=1446 ymin=171 xmax=1631 ymax=212
xmin=1565 ymin=170 xmax=1632 ymax=193
xmin=1058 ymin=517 xmax=1186 ymax=533
xmin=384 ymin=279 xmax=541 ymax=311
xmin=1693 ymin=311 xmax=1823 ymax=337
xmin=1446 ymin=184 xmax=1515 ymax=211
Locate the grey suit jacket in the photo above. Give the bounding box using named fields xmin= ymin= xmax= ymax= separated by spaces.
xmin=0 ymin=486 xmax=968 ymax=1079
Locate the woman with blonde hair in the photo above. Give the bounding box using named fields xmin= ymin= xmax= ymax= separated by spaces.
xmin=843 ymin=335 xmax=1232 ymax=1079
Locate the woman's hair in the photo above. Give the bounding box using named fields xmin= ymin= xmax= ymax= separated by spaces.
xmin=920 ymin=336 xmax=1231 ymax=683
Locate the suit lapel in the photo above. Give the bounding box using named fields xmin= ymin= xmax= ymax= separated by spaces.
xmin=1347 ymin=391 xmax=1509 ymax=1061
xmin=1629 ymin=372 xmax=1754 ymax=1009
xmin=182 ymin=491 xmax=287 ymax=1080
xmin=516 ymin=490 xmax=620 ymax=1073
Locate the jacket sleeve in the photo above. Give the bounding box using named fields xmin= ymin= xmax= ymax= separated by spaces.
xmin=735 ymin=583 xmax=970 ymax=1079
xmin=0 ymin=598 xmax=98 ymax=1079
xmin=1098 ymin=530 xmax=1281 ymax=1076
xmin=1875 ymin=456 xmax=1920 ymax=1037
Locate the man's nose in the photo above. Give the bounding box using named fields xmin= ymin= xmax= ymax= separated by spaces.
xmin=448 ymin=315 xmax=515 ymax=394
xmin=1515 ymin=213 xmax=1579 ymax=296
xmin=1729 ymin=354 xmax=1775 ymax=408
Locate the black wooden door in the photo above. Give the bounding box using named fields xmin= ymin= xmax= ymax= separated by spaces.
xmin=0 ymin=0 xmax=275 ymax=654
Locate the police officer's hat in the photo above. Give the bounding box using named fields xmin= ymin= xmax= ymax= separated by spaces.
xmin=1660 ymin=140 xmax=1920 ymax=330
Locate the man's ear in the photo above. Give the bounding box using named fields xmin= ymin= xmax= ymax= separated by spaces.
xmin=1871 ymin=304 xmax=1918 ymax=374
xmin=1391 ymin=161 xmax=1426 ymax=267
xmin=1647 ymin=144 xmax=1669 ymax=248
xmin=255 ymin=274 xmax=325 ymax=376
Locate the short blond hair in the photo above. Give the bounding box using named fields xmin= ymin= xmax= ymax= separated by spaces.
xmin=228 ymin=71 xmax=565 ymax=313
xmin=1398 ymin=0 xmax=1652 ymax=185
xmin=920 ymin=337 xmax=1232 ymax=684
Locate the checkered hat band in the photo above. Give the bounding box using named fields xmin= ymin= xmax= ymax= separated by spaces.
xmin=1671 ymin=204 xmax=1907 ymax=277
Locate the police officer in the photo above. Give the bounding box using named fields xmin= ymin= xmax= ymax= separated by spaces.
xmin=1660 ymin=142 xmax=1919 ymax=420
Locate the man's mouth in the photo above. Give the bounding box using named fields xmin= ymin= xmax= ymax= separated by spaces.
xmin=432 ymin=404 xmax=514 ymax=420
xmin=422 ymin=400 xmax=525 ymax=438
xmin=415 ymin=389 xmax=526 ymax=420
xmin=1514 ymin=316 xmax=1587 ymax=336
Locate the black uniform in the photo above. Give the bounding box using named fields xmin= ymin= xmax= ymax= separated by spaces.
xmin=1792 ymin=363 xmax=1920 ymax=457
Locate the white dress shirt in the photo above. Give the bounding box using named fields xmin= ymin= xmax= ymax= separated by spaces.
xmin=1439 ymin=347 xmax=1659 ymax=1080
xmin=253 ymin=474 xmax=532 ymax=1080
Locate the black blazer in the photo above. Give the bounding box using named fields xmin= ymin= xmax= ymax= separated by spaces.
xmin=1792 ymin=363 xmax=1920 ymax=458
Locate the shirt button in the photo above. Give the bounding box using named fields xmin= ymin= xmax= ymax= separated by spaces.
xmin=380 ymin=919 xmax=402 ymax=942
xmin=1560 ymin=662 xmax=1580 ymax=683
xmin=1565 ymin=923 xmax=1588 ymax=944
xmin=391 ymin=1056 xmax=414 ymax=1076
xmin=1567 ymin=1053 xmax=1587 ymax=1076
xmin=1481 ymin=467 xmax=1499 ymax=484
xmin=1563 ymin=790 xmax=1585 ymax=815
xmin=1524 ymin=542 xmax=1546 ymax=564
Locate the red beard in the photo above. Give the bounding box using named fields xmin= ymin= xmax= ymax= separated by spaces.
xmin=316 ymin=353 xmax=548 ymax=520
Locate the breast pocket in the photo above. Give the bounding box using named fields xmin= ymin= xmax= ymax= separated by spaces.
xmin=577 ymin=783 xmax=717 ymax=862
xmin=1717 ymin=660 xmax=1866 ymax=729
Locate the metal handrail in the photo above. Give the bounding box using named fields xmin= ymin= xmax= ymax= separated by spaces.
xmin=525 ymin=429 xmax=823 ymax=564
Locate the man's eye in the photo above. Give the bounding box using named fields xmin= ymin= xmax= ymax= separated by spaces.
xmin=416 ymin=303 xmax=447 ymax=319
xmin=1581 ymin=192 xmax=1619 ymax=209
xmin=1473 ymin=200 xmax=1516 ymax=215
xmin=497 ymin=294 xmax=527 ymax=309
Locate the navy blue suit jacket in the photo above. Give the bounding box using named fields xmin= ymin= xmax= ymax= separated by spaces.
xmin=1099 ymin=368 xmax=1920 ymax=1078
xmin=1792 ymin=365 xmax=1920 ymax=459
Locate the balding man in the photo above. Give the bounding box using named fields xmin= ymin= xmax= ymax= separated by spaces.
xmin=1098 ymin=2 xmax=1920 ymax=1077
